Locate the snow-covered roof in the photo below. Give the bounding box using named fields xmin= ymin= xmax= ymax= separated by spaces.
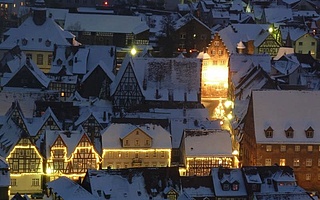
xmin=0 ymin=16 xmax=73 ymax=51
xmin=86 ymin=169 xmax=151 ymax=199
xmin=229 ymin=53 xmax=271 ymax=74
xmin=211 ymin=168 xmax=247 ymax=197
xmin=101 ymin=123 xmax=172 ymax=149
xmin=64 ymin=13 xmax=149 ymax=34
xmin=280 ymin=26 xmax=308 ymax=41
xmin=248 ymin=166 xmax=311 ymax=199
xmin=1 ymin=53 xmax=50 ymax=88
xmin=74 ymin=107 xmax=109 ymax=127
xmin=47 ymin=8 xmax=69 ymax=21
xmin=181 ymin=176 xmax=214 ymax=198
xmin=211 ymin=8 xmax=230 ymax=19
xmin=219 ymin=24 xmax=270 ymax=54
xmin=111 ymin=56 xmax=201 ymax=102
xmin=46 ymin=176 xmax=96 ymax=200
xmin=234 ymin=66 xmax=271 ymax=101
xmin=118 ymin=108 xmax=219 ymax=149
xmin=0 ymin=118 xmax=22 ymax=157
xmin=45 ymin=130 xmax=87 ymax=158
xmin=184 ymin=129 xmax=232 ymax=157
xmin=272 ymin=53 xmax=300 ymax=75
xmin=264 ymin=7 xmax=293 ymax=23
xmin=252 ymin=90 xmax=320 ymax=144
xmin=50 ymin=45 xmax=116 ymax=77
xmin=0 ymin=156 xmax=10 ymax=187
xmin=273 ymin=47 xmax=294 ymax=60
xmin=174 ymin=13 xmax=211 ymax=32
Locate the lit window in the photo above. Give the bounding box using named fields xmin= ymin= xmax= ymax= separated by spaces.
xmin=108 ymin=152 xmax=113 ymax=158
xmin=293 ymin=158 xmax=300 ymax=167
xmin=280 ymin=159 xmax=285 ymax=166
xmin=265 ymin=158 xmax=271 ymax=166
xmin=266 ymin=145 xmax=272 ymax=152
xmin=232 ymin=183 xmax=239 ymax=191
xmin=37 ymin=54 xmax=43 ymax=65
xmin=11 ymin=179 xmax=17 ymax=186
xmin=295 ymin=145 xmax=300 ymax=152
xmin=308 ymin=145 xmax=313 ymax=152
xmin=280 ymin=145 xmax=286 ymax=152
xmin=160 ymin=151 xmax=165 ymax=158
xmin=32 ymin=179 xmax=40 ymax=186
xmin=306 ymin=173 xmax=311 ymax=181
xmin=306 ymin=158 xmax=312 ymax=167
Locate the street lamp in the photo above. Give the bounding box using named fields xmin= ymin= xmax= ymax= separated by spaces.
xmin=130 ymin=47 xmax=137 ymax=56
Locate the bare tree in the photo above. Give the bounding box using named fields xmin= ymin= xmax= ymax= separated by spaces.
xmin=157 ymin=14 xmax=177 ymax=57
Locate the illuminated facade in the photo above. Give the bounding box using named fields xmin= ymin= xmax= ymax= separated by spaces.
xmin=101 ymin=123 xmax=172 ymax=169
xmin=7 ymin=138 xmax=44 ymax=194
xmin=201 ymin=32 xmax=229 ymax=99
xmin=45 ymin=131 xmax=101 ymax=181
xmin=181 ymin=129 xmax=233 ymax=176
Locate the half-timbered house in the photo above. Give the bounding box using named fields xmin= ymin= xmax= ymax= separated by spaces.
xmin=32 ymin=107 xmax=62 ymax=142
xmin=74 ymin=108 xmax=110 ymax=151
xmin=101 ymin=123 xmax=172 ymax=169
xmin=111 ymin=56 xmax=202 ymax=112
xmin=181 ymin=129 xmax=233 ymax=176
xmin=45 ymin=130 xmax=101 ymax=182
xmin=6 ymin=138 xmax=44 ymax=194
xmin=201 ymin=32 xmax=229 ymax=99
xmin=79 ymin=61 xmax=115 ymax=100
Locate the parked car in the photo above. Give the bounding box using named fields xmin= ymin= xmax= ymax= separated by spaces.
xmin=31 ymin=193 xmax=44 ymax=199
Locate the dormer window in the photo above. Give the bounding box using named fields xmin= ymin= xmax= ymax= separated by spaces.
xmin=57 ymin=59 xmax=62 ymax=66
xmin=232 ymin=181 xmax=239 ymax=191
xmin=222 ymin=183 xmax=230 ymax=191
xmin=285 ymin=127 xmax=294 ymax=138
xmin=305 ymin=127 xmax=314 ymax=138
xmin=45 ymin=39 xmax=51 ymax=47
xmin=264 ymin=126 xmax=273 ymax=138
xmin=22 ymin=38 xmax=28 ymax=46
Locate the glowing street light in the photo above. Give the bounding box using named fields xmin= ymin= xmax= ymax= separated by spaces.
xmin=268 ymin=27 xmax=273 ymax=33
xmin=130 ymin=47 xmax=137 ymax=56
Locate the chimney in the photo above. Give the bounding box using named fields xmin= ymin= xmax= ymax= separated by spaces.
xmin=32 ymin=0 xmax=47 ymax=26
